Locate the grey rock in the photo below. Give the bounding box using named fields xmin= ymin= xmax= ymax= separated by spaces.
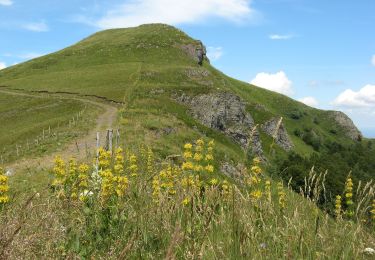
xmin=329 ymin=111 xmax=362 ymax=141
xmin=179 ymin=40 xmax=209 ymax=65
xmin=261 ymin=117 xmax=294 ymax=151
xmin=177 ymin=92 xmax=263 ymax=157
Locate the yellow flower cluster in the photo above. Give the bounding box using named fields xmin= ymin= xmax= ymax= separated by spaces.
xmin=152 ymin=164 xmax=180 ymax=203
xmin=277 ymin=182 xmax=286 ymax=210
xmin=129 ymin=154 xmax=138 ymax=177
xmin=248 ymin=157 xmax=263 ymax=202
xmin=182 ymin=139 xmax=214 ymax=174
xmin=0 ymin=167 xmax=9 ymax=204
xmin=52 ymin=156 xmax=66 ymax=188
xmin=113 ymin=148 xmax=129 ymax=198
xmin=344 ymin=176 xmax=354 ymax=218
xmin=334 ymin=195 xmax=342 ymax=220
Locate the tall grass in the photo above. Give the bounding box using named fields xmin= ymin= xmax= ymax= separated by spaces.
xmin=1 ymin=140 xmax=374 ymax=259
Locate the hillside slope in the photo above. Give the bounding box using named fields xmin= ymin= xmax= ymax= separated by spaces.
xmin=0 ymin=24 xmax=362 ymax=151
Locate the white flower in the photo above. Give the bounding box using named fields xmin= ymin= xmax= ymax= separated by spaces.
xmin=79 ymin=190 xmax=94 ymax=197
xmin=363 ymin=248 xmax=375 ymax=255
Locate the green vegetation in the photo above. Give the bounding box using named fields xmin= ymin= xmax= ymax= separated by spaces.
xmin=0 ymin=24 xmax=374 ymax=258
xmin=0 ymin=90 xmax=99 ymax=163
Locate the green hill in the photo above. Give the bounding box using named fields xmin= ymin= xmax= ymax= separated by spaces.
xmin=0 ymin=23 xmax=375 ymax=259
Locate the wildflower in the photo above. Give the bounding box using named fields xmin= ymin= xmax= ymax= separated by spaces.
xmin=98 ymin=147 xmax=111 ymax=169
xmin=182 ymin=161 xmax=194 ymax=170
xmin=184 ymin=143 xmax=193 ymax=150
xmin=129 ymin=154 xmax=138 ymax=177
xmin=205 ymin=164 xmax=214 ymax=173
xmin=182 ymin=197 xmax=190 ymax=206
xmin=0 ymin=167 xmax=9 ymax=204
xmin=147 ymin=147 xmax=154 ymax=175
xmin=78 ymin=164 xmax=89 ymax=188
xmin=363 ymin=248 xmax=375 ymax=255
xmin=196 ymin=139 xmax=204 ymax=146
xmin=79 ymin=190 xmax=94 ymax=202
xmin=193 ymin=153 xmax=203 ymax=161
xmin=334 ymin=195 xmax=342 ymax=220
xmin=114 ymin=147 xmax=124 ymax=175
xmin=52 ymin=156 xmax=66 ymax=187
xmin=115 ymin=176 xmax=129 ymax=197
xmin=209 ymin=178 xmax=218 ymax=186
xmin=205 ymin=154 xmax=213 ymax=161
xmin=184 ymin=151 xmax=193 ymax=159
xmin=250 ymin=190 xmax=262 ymax=200
xmin=344 ymin=176 xmax=354 ymax=218
xmin=277 ymin=182 xmax=286 ymax=210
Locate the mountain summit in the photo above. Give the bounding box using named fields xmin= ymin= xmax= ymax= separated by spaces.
xmin=0 ymin=24 xmax=361 ymax=157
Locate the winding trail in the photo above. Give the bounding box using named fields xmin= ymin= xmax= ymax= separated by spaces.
xmin=0 ymin=88 xmax=119 ymax=173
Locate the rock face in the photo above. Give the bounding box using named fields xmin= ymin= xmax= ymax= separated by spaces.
xmin=329 ymin=111 xmax=362 ymax=141
xmin=177 ymin=92 xmax=263 ymax=157
xmin=261 ymin=117 xmax=294 ymax=151
xmin=179 ymin=40 xmax=209 ymax=65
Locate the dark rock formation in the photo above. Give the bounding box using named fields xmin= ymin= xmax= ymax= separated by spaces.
xmin=261 ymin=117 xmax=294 ymax=151
xmin=179 ymin=40 xmax=209 ymax=65
xmin=329 ymin=111 xmax=362 ymax=141
xmin=176 ymin=92 xmax=263 ymax=157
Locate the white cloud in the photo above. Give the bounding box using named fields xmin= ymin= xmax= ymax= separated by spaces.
xmin=95 ymin=0 xmax=254 ymax=29
xmin=298 ymin=96 xmax=319 ymax=107
xmin=0 ymin=62 xmax=6 ymax=70
xmin=207 ymin=46 xmax=223 ymax=61
xmin=269 ymin=34 xmax=293 ymax=40
xmin=250 ymin=71 xmax=293 ymax=96
xmin=0 ymin=0 xmax=13 ymax=6
xmin=372 ymin=55 xmax=375 ymax=66
xmin=332 ymin=84 xmax=375 ymax=108
xmin=23 ymin=21 xmax=49 ymax=32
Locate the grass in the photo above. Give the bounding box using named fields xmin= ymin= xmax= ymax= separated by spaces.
xmin=0 ymin=89 xmax=100 ymax=164
xmin=1 ymin=141 xmax=374 ymax=259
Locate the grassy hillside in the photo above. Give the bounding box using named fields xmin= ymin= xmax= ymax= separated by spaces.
xmin=0 ymin=24 xmax=374 ymax=258
xmin=0 ymin=24 xmax=361 ymax=156
xmin=0 ymin=89 xmax=99 ymax=164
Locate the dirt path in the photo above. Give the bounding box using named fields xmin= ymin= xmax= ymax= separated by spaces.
xmin=0 ymin=89 xmax=119 ymax=173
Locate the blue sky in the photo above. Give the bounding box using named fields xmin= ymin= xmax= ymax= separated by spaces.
xmin=1 ymin=0 xmax=375 ymax=137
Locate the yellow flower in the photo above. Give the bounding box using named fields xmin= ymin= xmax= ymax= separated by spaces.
xmin=184 ymin=151 xmax=193 ymax=159
xmin=184 ymin=143 xmax=193 ymax=150
xmin=277 ymin=182 xmax=286 ymax=210
xmin=209 ymin=178 xmax=218 ymax=186
xmin=196 ymin=139 xmax=204 ymax=146
xmin=335 ymin=195 xmax=342 ymax=219
xmin=250 ymin=190 xmax=262 ymax=200
xmin=182 ymin=162 xmax=194 ymax=170
xmin=205 ymin=154 xmax=213 ymax=161
xmin=205 ymin=164 xmax=214 ymax=173
xmin=193 ymin=153 xmax=203 ymax=161
xmin=182 ymin=197 xmax=190 ymax=206
xmin=0 ymin=167 xmax=9 ymax=204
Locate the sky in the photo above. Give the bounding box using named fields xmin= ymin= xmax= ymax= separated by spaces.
xmin=0 ymin=0 xmax=374 ymax=137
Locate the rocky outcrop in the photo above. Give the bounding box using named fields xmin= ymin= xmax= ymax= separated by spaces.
xmin=179 ymin=40 xmax=209 ymax=65
xmin=329 ymin=111 xmax=362 ymax=141
xmin=261 ymin=117 xmax=294 ymax=151
xmin=176 ymin=92 xmax=263 ymax=157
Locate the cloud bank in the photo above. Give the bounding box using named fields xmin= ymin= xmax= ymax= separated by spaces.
xmin=0 ymin=62 xmax=6 ymax=70
xmin=0 ymin=0 xmax=13 ymax=6
xmin=298 ymin=96 xmax=319 ymax=107
xmin=94 ymin=0 xmax=254 ymax=29
xmin=332 ymin=84 xmax=375 ymax=108
xmin=250 ymin=71 xmax=293 ymax=96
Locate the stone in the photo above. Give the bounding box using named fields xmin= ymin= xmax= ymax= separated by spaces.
xmin=261 ymin=117 xmax=294 ymax=151
xmin=176 ymin=92 xmax=264 ymax=158
xmin=329 ymin=111 xmax=362 ymax=141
